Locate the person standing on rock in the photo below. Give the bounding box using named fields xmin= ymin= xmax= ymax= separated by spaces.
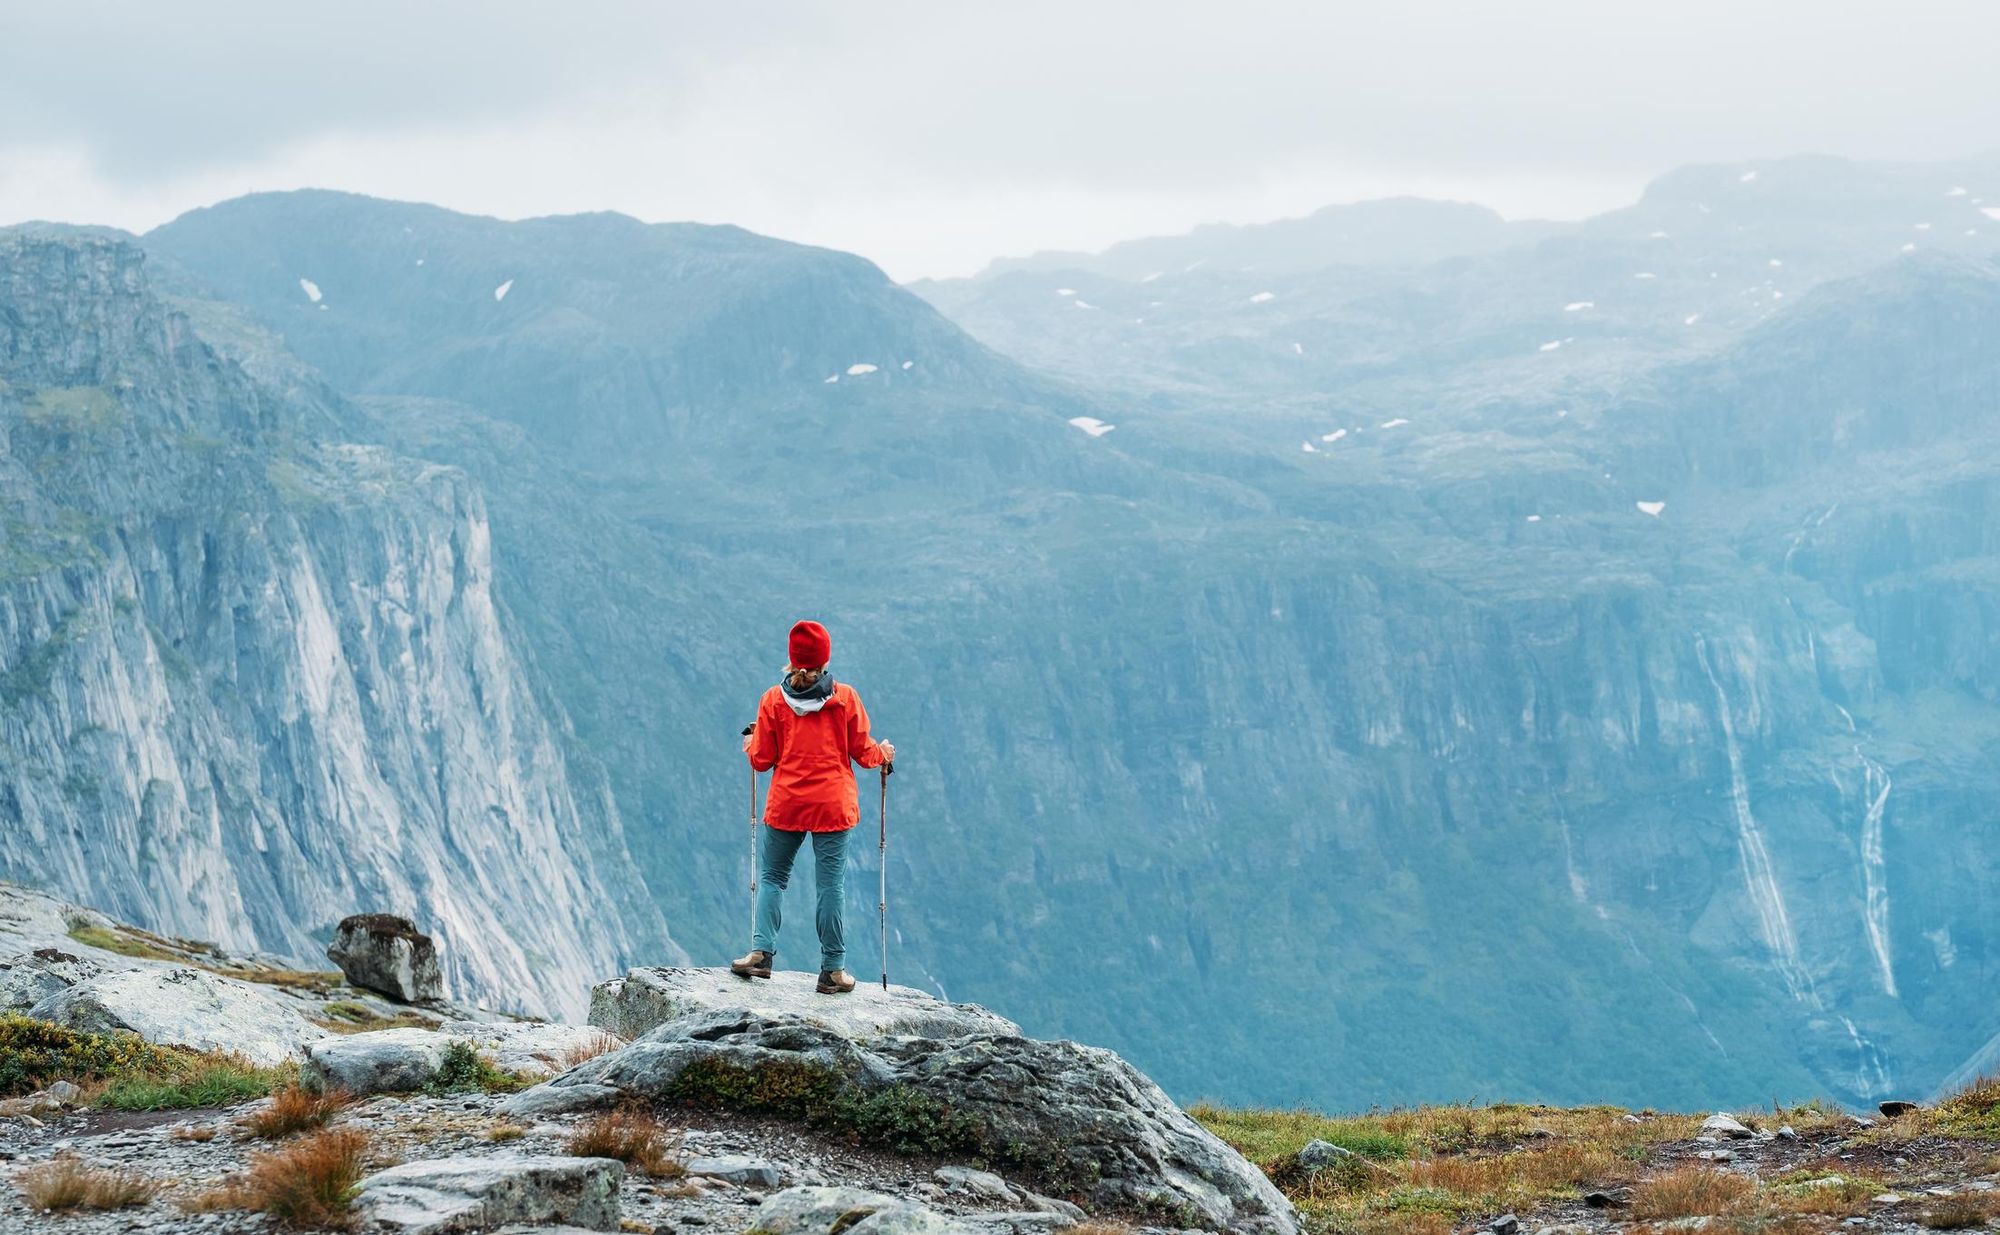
xmin=734 ymin=619 xmax=894 ymax=994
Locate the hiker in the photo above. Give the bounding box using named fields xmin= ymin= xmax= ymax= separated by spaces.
xmin=733 ymin=619 xmax=894 ymax=994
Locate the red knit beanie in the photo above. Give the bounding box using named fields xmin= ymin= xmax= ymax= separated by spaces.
xmin=788 ymin=620 xmax=831 ymax=669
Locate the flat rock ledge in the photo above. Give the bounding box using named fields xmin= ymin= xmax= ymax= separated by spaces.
xmin=352 ymin=1152 xmax=623 ymax=1233
xmin=589 ymin=966 xmax=1019 ymax=1042
xmin=512 ymin=970 xmax=1297 ymax=1235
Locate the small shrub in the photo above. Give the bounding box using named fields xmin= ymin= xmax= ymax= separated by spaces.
xmin=0 ymin=1013 xmax=177 ymax=1095
xmin=832 ymin=1085 xmax=984 ymax=1156
xmin=425 ymin=1041 xmax=528 ymax=1095
xmin=566 ymin=1110 xmax=685 ymax=1178
xmin=1631 ymin=1166 xmax=1757 ymax=1220
xmin=0 ymin=1014 xmax=286 ymax=1109
xmin=241 ymin=1085 xmax=350 ymax=1139
xmin=1921 ymin=1193 xmax=2000 ymax=1230
xmin=13 ymin=1156 xmax=160 ymax=1211
xmin=197 ymin=1127 xmax=370 ymax=1229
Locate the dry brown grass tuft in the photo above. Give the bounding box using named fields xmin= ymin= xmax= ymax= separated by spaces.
xmin=170 ymin=1123 xmax=219 ymax=1143
xmin=1630 ymin=1165 xmax=1758 ymax=1220
xmin=1405 ymin=1140 xmax=1629 ymax=1197
xmin=1057 ymin=1224 xmax=1136 ymax=1235
xmin=557 ymin=1030 xmax=626 ymax=1070
xmin=1921 ymin=1192 xmax=2000 ymax=1229
xmin=13 ymin=1156 xmax=161 ymax=1211
xmin=240 ymin=1085 xmax=351 ymax=1139
xmin=194 ymin=1127 xmax=371 ymax=1228
xmin=485 ymin=1123 xmax=528 ymax=1143
xmin=565 ymin=1109 xmax=684 ymax=1178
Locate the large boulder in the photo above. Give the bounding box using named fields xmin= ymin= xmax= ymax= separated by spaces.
xmin=509 ymin=976 xmax=1297 ymax=1235
xmin=302 ymin=1028 xmax=454 ymax=1094
xmin=28 ymin=965 xmax=328 ymax=1066
xmin=327 ymin=914 xmax=444 ymax=1003
xmin=352 ymin=1153 xmax=623 ymax=1233
xmin=587 ymin=966 xmax=1017 ymax=1041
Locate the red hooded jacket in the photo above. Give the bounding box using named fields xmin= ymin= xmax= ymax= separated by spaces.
xmin=747 ymin=681 xmax=889 ymax=832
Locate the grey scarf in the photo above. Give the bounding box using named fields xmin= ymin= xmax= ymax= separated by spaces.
xmin=780 ymin=671 xmax=836 ymax=716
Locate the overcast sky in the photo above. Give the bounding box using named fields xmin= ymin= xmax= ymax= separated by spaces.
xmin=3 ymin=1 xmax=1995 ymax=279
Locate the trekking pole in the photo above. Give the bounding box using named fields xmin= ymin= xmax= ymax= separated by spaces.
xmin=742 ymin=726 xmax=758 ymax=950
xmin=879 ymin=759 xmax=893 ymax=991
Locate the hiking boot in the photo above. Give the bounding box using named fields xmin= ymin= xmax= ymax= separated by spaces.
xmin=730 ymin=950 xmax=773 ymax=980
xmin=816 ymin=968 xmax=856 ymax=994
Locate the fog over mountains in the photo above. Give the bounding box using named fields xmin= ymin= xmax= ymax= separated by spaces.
xmin=4 ymin=152 xmax=1999 ymax=1110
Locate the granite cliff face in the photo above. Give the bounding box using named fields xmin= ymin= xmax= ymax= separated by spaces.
xmin=0 ymin=235 xmax=681 ymax=1017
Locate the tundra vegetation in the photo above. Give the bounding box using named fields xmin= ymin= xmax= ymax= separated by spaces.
xmin=1196 ymin=1078 xmax=2000 ymax=1234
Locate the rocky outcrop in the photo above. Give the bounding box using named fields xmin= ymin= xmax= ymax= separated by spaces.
xmin=328 ymin=914 xmax=443 ymax=1003
xmin=28 ymin=966 xmax=328 ymax=1067
xmin=511 ymin=973 xmax=1298 ymax=1235
xmin=352 ymin=1153 xmax=623 ymax=1233
xmin=587 ymin=967 xmax=1018 ymax=1042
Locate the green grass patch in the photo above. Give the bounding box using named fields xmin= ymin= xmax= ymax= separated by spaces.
xmin=66 ymin=922 xmax=189 ymax=962
xmin=1188 ymin=1101 xmax=1410 ymax=1163
xmin=97 ymin=1054 xmax=286 ymax=1111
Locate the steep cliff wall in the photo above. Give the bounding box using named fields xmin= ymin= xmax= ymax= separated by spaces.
xmin=0 ymin=236 xmax=681 ymax=1017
